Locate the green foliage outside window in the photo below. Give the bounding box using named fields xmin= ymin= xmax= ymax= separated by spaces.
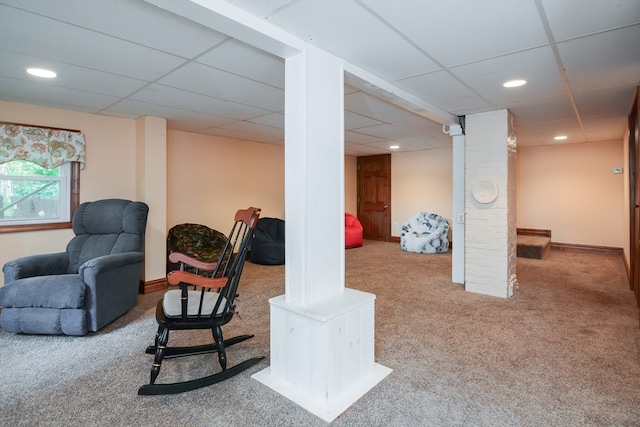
xmin=0 ymin=160 xmax=62 ymax=221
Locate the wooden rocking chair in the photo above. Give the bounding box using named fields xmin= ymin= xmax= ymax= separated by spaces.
xmin=138 ymin=207 xmax=262 ymax=395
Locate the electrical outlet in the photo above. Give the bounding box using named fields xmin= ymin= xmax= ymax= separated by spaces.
xmin=394 ymin=223 xmax=399 ymax=230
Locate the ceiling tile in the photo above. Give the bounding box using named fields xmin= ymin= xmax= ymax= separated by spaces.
xmin=389 ymin=115 xmax=455 ymax=143
xmin=389 ymin=115 xmax=448 ymax=134
xmin=508 ymin=94 xmax=576 ymax=123
xmin=352 ymin=123 xmax=422 ymax=140
xmin=0 ymin=50 xmax=148 ymax=97
xmin=157 ymin=62 xmax=284 ymax=111
xmin=0 ymin=76 xmax=120 ymax=111
xmin=0 ymin=5 xmax=187 ymax=81
xmin=574 ymin=85 xmax=639 ymax=117
xmin=1 ymin=0 xmax=227 ymax=58
xmin=345 ymin=111 xmax=384 ymax=130
xmin=219 ymin=120 xmax=284 ymax=139
xmin=344 ymin=143 xmax=389 ymax=156
xmin=0 ymin=0 xmax=635 ymax=152
xmin=517 ymin=117 xmax=585 ymax=146
xmin=345 ymin=130 xmax=385 ymax=145
xmin=266 ymin=0 xmax=439 ymax=80
xmin=363 ymin=0 xmax=548 ymax=67
xmin=105 ymin=98 xmax=235 ymax=127
xmin=582 ymin=115 xmax=630 ymax=141
xmin=248 ymin=112 xmax=284 ymax=129
xmin=226 ymin=0 xmax=292 ymax=17
xmin=364 ymin=139 xmax=445 ymax=153
xmin=197 ymin=39 xmax=284 ymax=89
xmin=557 ymin=26 xmax=640 ymax=91
xmin=130 ymin=84 xmax=271 ymax=120
xmin=450 ymin=46 xmax=566 ymax=104
xmin=200 ymin=126 xmax=280 ymax=143
xmin=393 ymin=135 xmax=451 ymax=150
xmin=345 ymin=91 xmax=421 ymax=123
xmin=542 ymin=0 xmax=640 ymax=41
xmin=166 ymin=119 xmax=213 ymax=133
xmin=394 ymin=70 xmax=489 ymax=113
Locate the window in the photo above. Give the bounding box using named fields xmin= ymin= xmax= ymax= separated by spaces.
xmin=0 ymin=161 xmax=80 ymax=233
xmin=0 ymin=122 xmax=85 ymax=233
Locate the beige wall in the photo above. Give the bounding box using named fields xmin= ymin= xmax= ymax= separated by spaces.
xmin=136 ymin=116 xmax=167 ymax=282
xmin=167 ymin=135 xmax=359 ymax=232
xmin=517 ymin=140 xmax=625 ymax=247
xmin=166 ymin=129 xmax=285 ymax=232
xmin=391 ymin=148 xmax=453 ymax=237
xmin=345 ymin=155 xmax=357 ymax=215
xmin=0 ymin=101 xmax=138 ymax=282
xmin=0 ymin=100 xmax=629 ymax=284
xmin=387 ymin=140 xmax=626 ymax=249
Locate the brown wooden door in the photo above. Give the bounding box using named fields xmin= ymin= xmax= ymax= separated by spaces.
xmin=630 ymin=88 xmax=639 ymax=305
xmin=357 ymin=154 xmax=391 ymax=241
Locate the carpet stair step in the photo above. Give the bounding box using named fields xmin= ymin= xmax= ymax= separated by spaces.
xmin=517 ymin=235 xmax=551 ymax=259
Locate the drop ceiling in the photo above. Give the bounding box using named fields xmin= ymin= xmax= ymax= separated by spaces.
xmin=0 ymin=0 xmax=638 ymax=156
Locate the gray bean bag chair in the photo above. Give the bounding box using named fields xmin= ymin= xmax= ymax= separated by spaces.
xmin=400 ymin=212 xmax=449 ymax=254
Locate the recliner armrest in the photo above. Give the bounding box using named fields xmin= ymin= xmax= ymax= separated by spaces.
xmin=2 ymin=252 xmax=69 ymax=284
xmin=79 ymin=251 xmax=145 ymax=332
xmin=79 ymin=252 xmax=144 ymax=282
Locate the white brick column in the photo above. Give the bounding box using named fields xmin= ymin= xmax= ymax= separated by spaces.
xmin=464 ymin=110 xmax=518 ymax=298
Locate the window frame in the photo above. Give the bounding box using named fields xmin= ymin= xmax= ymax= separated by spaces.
xmin=0 ymin=162 xmax=80 ymax=233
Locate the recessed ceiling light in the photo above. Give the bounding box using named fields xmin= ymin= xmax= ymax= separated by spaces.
xmin=389 ymin=144 xmax=400 ymax=150
xmin=502 ymin=79 xmax=527 ymax=88
xmin=554 ymin=135 xmax=568 ymax=140
xmin=27 ymin=68 xmax=57 ymax=78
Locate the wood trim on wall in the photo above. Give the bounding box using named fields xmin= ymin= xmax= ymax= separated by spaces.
xmin=622 ymin=253 xmax=631 ymax=285
xmin=140 ymin=278 xmax=167 ymax=294
xmin=517 ymin=228 xmax=552 ymax=238
xmin=391 ymin=232 xmax=619 ymax=256
xmin=550 ymin=242 xmax=623 ymax=255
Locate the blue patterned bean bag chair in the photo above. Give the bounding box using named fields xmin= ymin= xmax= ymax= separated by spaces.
xmin=400 ymin=212 xmax=450 ymax=254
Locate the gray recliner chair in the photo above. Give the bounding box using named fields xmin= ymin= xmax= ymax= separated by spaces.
xmin=0 ymin=199 xmax=149 ymax=336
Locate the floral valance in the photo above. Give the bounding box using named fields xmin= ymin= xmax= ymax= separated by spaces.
xmin=0 ymin=122 xmax=86 ymax=169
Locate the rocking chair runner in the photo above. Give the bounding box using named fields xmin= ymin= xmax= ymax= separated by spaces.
xmin=139 ymin=207 xmax=263 ymax=395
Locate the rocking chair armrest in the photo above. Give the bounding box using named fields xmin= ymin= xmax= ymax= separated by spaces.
xmin=168 ymin=252 xmax=218 ymax=272
xmin=167 ymin=270 xmax=226 ymax=290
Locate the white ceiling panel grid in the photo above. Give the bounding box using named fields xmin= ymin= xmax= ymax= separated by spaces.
xmin=0 ymin=0 xmax=637 ymax=153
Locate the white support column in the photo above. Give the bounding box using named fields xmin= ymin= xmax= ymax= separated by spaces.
xmin=451 ymin=124 xmax=465 ymax=284
xmin=252 ymin=45 xmax=391 ymax=423
xmin=464 ymin=110 xmax=518 ymax=298
xmin=281 ymin=45 xmax=344 ymax=305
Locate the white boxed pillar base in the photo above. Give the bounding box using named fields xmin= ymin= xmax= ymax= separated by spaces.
xmin=252 ymin=288 xmax=392 ymax=422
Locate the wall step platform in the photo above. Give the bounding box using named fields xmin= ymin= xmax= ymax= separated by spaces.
xmin=517 ymin=229 xmax=551 ymax=259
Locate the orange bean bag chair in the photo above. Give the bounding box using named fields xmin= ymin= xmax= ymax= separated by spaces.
xmin=345 ymin=213 xmax=364 ymax=248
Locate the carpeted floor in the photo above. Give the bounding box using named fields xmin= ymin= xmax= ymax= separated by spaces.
xmin=1 ymin=241 xmax=639 ymax=426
